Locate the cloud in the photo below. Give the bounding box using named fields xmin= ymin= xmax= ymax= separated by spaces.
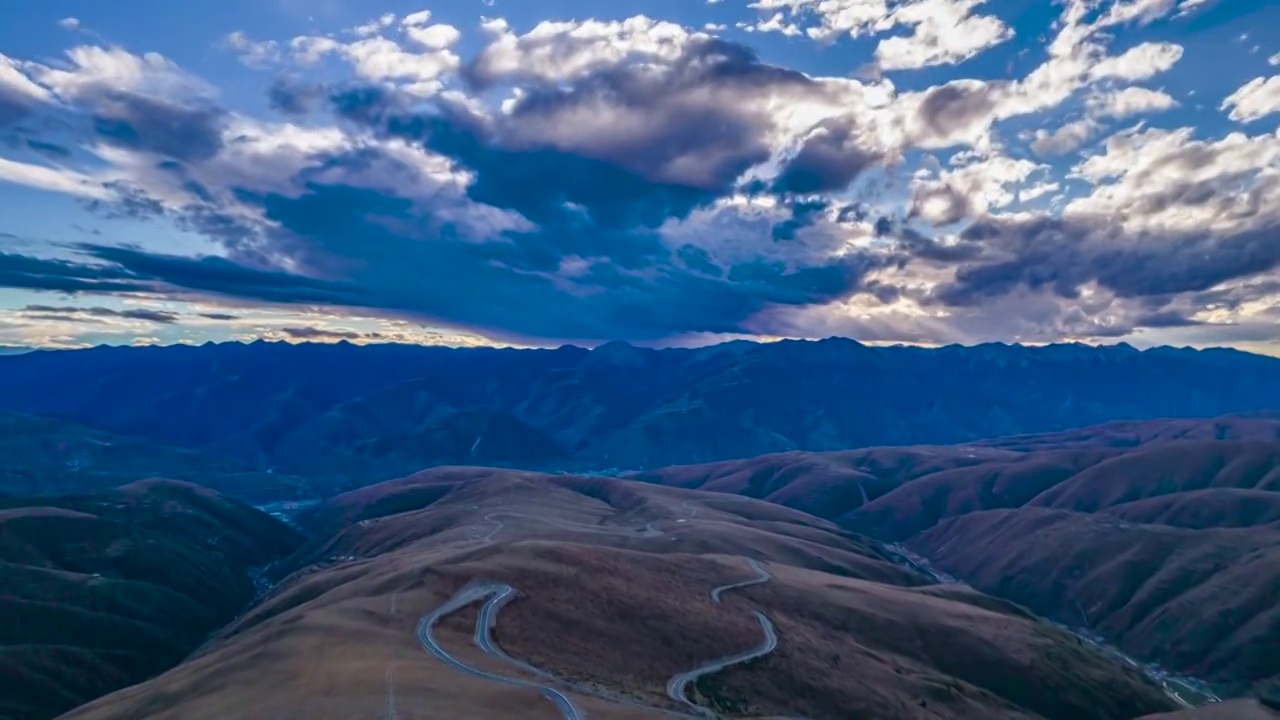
xmin=1065 ymin=125 xmax=1280 ymax=235
xmin=772 ymin=118 xmax=883 ymax=194
xmin=91 ymin=92 xmax=228 ymax=161
xmin=19 ymin=304 xmax=180 ymax=324
xmin=224 ymin=32 xmax=280 ymax=68
xmin=1031 ymin=119 xmax=1098 ymax=157
xmin=0 ymin=54 xmax=53 ymax=125
xmin=1088 ymin=86 xmax=1178 ymax=118
xmin=746 ymin=0 xmax=1014 ymax=70
xmin=279 ymin=326 xmax=367 ymax=340
xmin=0 ymin=251 xmax=148 ymax=293
xmin=0 ymin=3 xmax=1274 ymax=351
xmin=935 ymin=213 xmax=1280 ymax=308
xmin=466 ymin=16 xmax=704 ymax=86
xmin=1222 ymin=75 xmax=1280 ymax=123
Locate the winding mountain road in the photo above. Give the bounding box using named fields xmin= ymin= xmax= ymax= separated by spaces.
xmin=709 ymin=558 xmax=771 ymax=602
xmin=417 ymin=583 xmax=584 ymax=720
xmin=666 ymin=558 xmax=779 ymax=717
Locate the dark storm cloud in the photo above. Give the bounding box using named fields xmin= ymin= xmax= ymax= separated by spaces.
xmin=0 ymin=251 xmax=148 ymax=293
xmin=934 ymin=215 xmax=1280 ymax=306
xmin=772 ymin=119 xmax=882 ymax=194
xmin=499 ymin=38 xmax=806 ymax=193
xmin=85 ymin=181 xmax=167 ymax=220
xmin=90 ymin=92 xmax=227 ymax=162
xmin=0 ymin=79 xmax=39 ymax=127
xmin=0 ymin=35 xmax=884 ymax=343
xmin=0 ymin=241 xmax=364 ymax=309
xmin=82 ymin=244 xmax=366 ymax=305
xmin=132 ymin=178 xmax=881 ymax=342
xmin=20 ymin=304 xmax=180 ymax=323
xmin=198 ymin=312 xmax=240 ymax=320
xmin=772 ymin=198 xmax=829 ymax=241
xmin=23 ymin=138 xmax=71 ymax=157
xmin=916 ymin=80 xmax=1003 ymax=139
xmin=280 ymin=326 xmax=386 ymax=341
xmin=266 ymin=77 xmax=327 ymax=115
xmin=893 ymin=224 xmax=984 ymax=263
xmin=332 ymin=37 xmax=815 ymax=229
xmin=1131 ymin=310 xmax=1207 ymax=328
xmin=330 ymin=87 xmax=717 ymax=232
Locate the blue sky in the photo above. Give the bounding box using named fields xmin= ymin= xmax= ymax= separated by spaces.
xmin=0 ymin=0 xmax=1278 ymax=352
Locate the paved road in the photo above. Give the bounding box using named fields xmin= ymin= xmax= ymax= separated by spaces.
xmin=384 ymin=664 xmax=398 ymax=720
xmin=666 ymin=559 xmax=779 ymax=716
xmin=710 ymin=559 xmax=770 ymax=602
xmin=417 ymin=583 xmax=584 ymax=720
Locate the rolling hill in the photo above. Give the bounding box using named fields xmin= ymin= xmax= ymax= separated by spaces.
xmin=631 ymin=425 xmax=1280 ymax=701
xmin=0 ymin=479 xmax=301 ymax=720
xmin=56 ymin=469 xmax=1177 ymax=720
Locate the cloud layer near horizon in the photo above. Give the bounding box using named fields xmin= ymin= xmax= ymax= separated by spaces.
xmin=0 ymin=0 xmax=1278 ymax=350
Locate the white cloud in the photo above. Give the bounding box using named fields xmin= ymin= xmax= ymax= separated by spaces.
xmin=1067 ymin=125 xmax=1280 ymax=234
xmin=352 ymin=13 xmax=396 ymax=37
xmin=225 ymin=31 xmax=281 ymax=68
xmin=1089 ymin=42 xmax=1184 ymax=81
xmin=57 ymin=17 xmax=80 ymax=30
xmin=0 ymin=157 xmax=109 ymax=198
xmin=471 ymin=16 xmax=702 ymax=84
xmin=873 ymin=0 xmax=1014 ymax=70
xmin=289 ymin=33 xmax=460 ymax=95
xmin=1088 ymin=86 xmax=1178 ymax=118
xmin=1095 ymin=0 xmax=1178 ymax=28
xmin=0 ymin=53 xmax=53 ymax=104
xmin=1222 ymin=76 xmax=1280 ymax=123
xmin=402 ymin=10 xmax=434 ymax=27
xmin=1270 ymin=52 xmax=1280 ymax=66
xmin=747 ymin=0 xmax=1012 ymax=70
xmin=30 ymin=45 xmax=213 ymax=102
xmin=1032 ymin=119 xmax=1098 ymax=156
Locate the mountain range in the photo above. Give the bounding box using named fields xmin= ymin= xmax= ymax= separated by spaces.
xmin=1 ymin=339 xmax=1279 ymax=483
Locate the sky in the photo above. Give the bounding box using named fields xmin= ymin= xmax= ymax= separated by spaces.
xmin=0 ymin=0 xmax=1278 ymax=353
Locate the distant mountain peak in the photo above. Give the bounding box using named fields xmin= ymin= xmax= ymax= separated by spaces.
xmin=589 ymin=340 xmax=648 ymax=364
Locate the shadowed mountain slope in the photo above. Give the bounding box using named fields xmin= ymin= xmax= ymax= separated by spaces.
xmin=0 ymin=480 xmax=301 ymax=720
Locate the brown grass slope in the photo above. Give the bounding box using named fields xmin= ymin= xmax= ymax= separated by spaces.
xmin=1104 ymin=489 xmax=1280 ymax=529
xmin=978 ymin=415 xmax=1280 ymax=451
xmin=59 ymin=472 xmax=1175 ymax=720
xmin=280 ymin=466 xmax=922 ymax=586
xmin=909 ymin=508 xmax=1280 ymax=691
xmin=634 ymin=433 xmax=1280 ymax=703
xmin=0 ymin=480 xmax=300 ymax=720
xmin=628 ymin=446 xmax=1021 ymax=519
xmin=1026 ymin=441 xmax=1280 ymax=513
